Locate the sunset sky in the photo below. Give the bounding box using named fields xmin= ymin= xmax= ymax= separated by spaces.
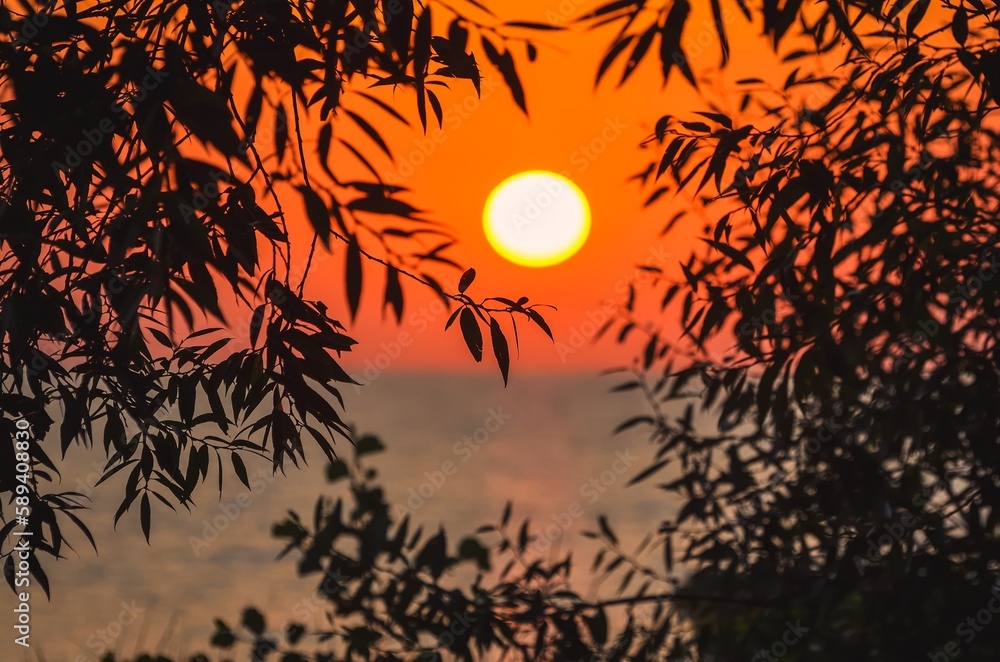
xmin=268 ymin=1 xmax=792 ymax=374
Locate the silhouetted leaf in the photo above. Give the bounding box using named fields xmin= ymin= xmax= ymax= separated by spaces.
xmin=710 ymin=0 xmax=730 ymax=66
xmin=414 ymin=7 xmax=433 ymax=80
xmin=525 ymin=308 xmax=553 ymax=340
xmin=906 ymin=0 xmax=930 ymax=35
xmin=242 ymin=607 xmax=265 ymax=635
xmin=275 ymin=102 xmax=288 ymax=161
xmin=327 ymin=460 xmax=349 ymax=482
xmin=346 ymin=236 xmax=362 ymax=320
xmin=597 ymin=35 xmax=634 ymax=84
xmin=952 ymin=5 xmax=968 ymax=45
xmin=627 ymin=458 xmax=670 ymax=486
xmin=232 ymin=453 xmax=250 ymax=488
xmin=345 ymin=110 xmax=393 ymax=160
xmin=139 ymin=493 xmax=150 ymax=542
xmin=598 ymin=515 xmax=617 ymax=544
xmin=481 ymin=37 xmax=526 ymax=112
xmin=504 ymin=21 xmax=565 ymax=30
xmin=490 ymin=318 xmax=510 ymax=385
xmin=579 ymin=0 xmax=642 ymax=21
xmin=388 ymin=0 xmax=414 ymax=63
xmin=824 ymin=0 xmax=866 ymax=52
xmin=356 ymin=435 xmax=384 ymax=456
xmin=299 ymin=185 xmax=331 ymax=247
xmin=384 ymin=265 xmax=404 ymax=322
xmin=249 ymin=304 xmax=266 ymax=348
xmin=448 ymin=19 xmax=469 ymax=52
xmin=622 ymin=25 xmax=656 ymax=86
xmin=584 ymin=608 xmax=608 ymax=646
xmin=459 ymin=308 xmax=483 ymax=362
xmin=169 ymin=78 xmax=246 ymax=160
xmin=458 ymin=268 xmax=476 ymax=293
xmin=658 ymin=0 xmax=690 ymax=86
xmin=702 ymin=238 xmax=754 ymax=270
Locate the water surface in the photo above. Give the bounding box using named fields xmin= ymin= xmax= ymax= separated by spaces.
xmin=5 ymin=373 xmax=681 ymax=661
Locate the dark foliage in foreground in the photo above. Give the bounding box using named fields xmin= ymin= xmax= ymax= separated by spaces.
xmin=4 ymin=0 xmax=1000 ymax=660
xmin=0 ymin=0 xmax=553 ymax=589
xmin=130 ymin=4 xmax=1000 ymax=659
xmin=586 ymin=0 xmax=1000 ymax=659
xmin=209 ymin=440 xmax=690 ymax=661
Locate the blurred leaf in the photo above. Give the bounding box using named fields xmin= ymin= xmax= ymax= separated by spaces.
xmin=298 ymin=186 xmax=331 ymax=247
xmin=906 ymin=0 xmax=930 ymax=35
xmin=584 ymin=608 xmax=608 ymax=646
xmin=346 ymin=235 xmax=363 ymax=319
xmin=481 ymin=37 xmax=527 ymax=112
xmin=952 ymin=5 xmax=968 ymax=45
xmin=275 ymin=102 xmax=288 ymax=161
xmin=384 ymin=265 xmax=404 ymax=322
xmin=327 ymin=460 xmax=349 ymax=482
xmin=658 ymin=0 xmax=691 ymax=86
xmin=598 ymin=515 xmax=617 ymax=544
xmin=242 ymin=607 xmax=266 ymax=635
xmin=356 ymin=435 xmax=385 ymax=456
xmin=388 ymin=0 xmax=414 ymax=63
xmin=504 ymin=21 xmax=565 ymax=30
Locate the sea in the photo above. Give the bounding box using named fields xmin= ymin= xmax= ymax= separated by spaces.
xmin=3 ymin=373 xmax=692 ymax=661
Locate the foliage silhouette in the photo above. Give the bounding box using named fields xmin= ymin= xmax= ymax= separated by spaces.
xmin=583 ymin=0 xmax=1000 ymax=659
xmin=4 ymin=0 xmax=1000 ymax=661
xmin=206 ymin=2 xmax=1000 ymax=660
xmin=0 ymin=0 xmax=555 ymax=593
xmin=208 ymin=439 xmax=700 ymax=661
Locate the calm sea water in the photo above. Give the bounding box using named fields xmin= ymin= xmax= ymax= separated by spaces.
xmin=4 ymin=373 xmax=684 ymax=661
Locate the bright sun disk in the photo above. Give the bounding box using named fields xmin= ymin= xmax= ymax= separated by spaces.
xmin=483 ymin=170 xmax=591 ymax=268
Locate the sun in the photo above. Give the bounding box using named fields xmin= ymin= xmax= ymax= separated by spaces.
xmin=483 ymin=170 xmax=591 ymax=268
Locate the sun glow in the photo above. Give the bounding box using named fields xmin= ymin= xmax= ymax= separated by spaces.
xmin=483 ymin=171 xmax=591 ymax=268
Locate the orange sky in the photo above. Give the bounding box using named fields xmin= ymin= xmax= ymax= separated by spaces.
xmin=259 ymin=1 xmax=792 ymax=377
